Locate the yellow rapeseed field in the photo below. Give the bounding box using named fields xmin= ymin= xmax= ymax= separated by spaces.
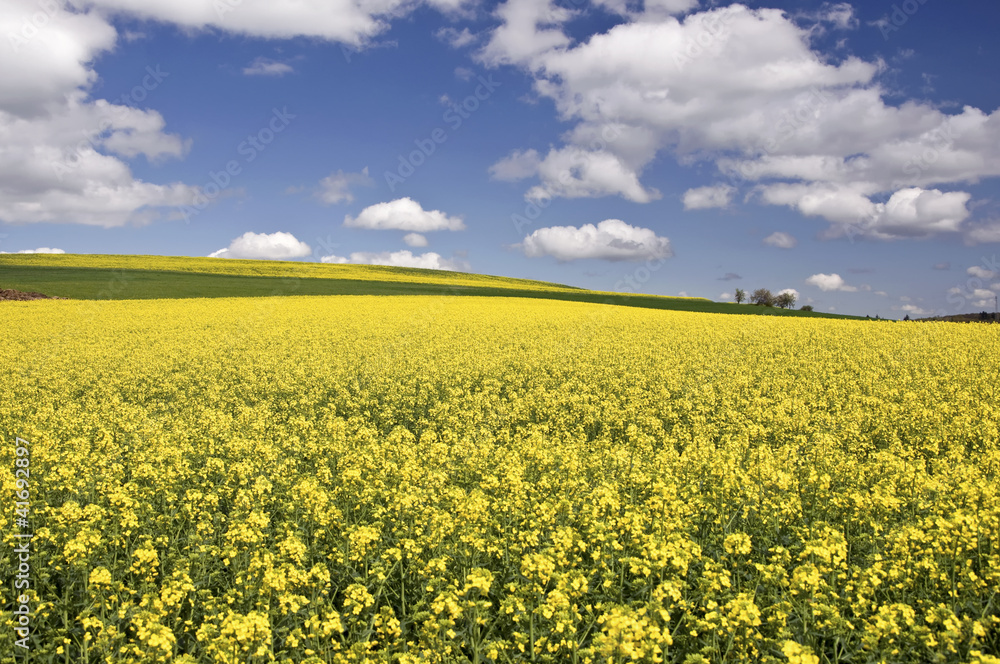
xmin=1 ymin=295 xmax=999 ymax=663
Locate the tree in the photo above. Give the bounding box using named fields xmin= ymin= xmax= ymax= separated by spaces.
xmin=800 ymin=305 xmax=814 ymax=312
xmin=750 ymin=288 xmax=774 ymax=306
xmin=904 ymin=314 xmax=911 ymax=321
xmin=734 ymin=288 xmax=746 ymax=304
xmin=775 ymin=292 xmax=796 ymax=309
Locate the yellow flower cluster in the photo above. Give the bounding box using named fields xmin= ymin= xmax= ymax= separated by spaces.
xmin=1 ymin=295 xmax=998 ymax=663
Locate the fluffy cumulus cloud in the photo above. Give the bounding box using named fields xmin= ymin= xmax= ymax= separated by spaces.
xmin=806 ymin=273 xmax=857 ymax=292
xmin=488 ymin=149 xmax=541 ymax=181
xmin=75 ymin=0 xmax=474 ymax=45
xmin=321 ymin=250 xmax=468 ymax=271
xmin=967 ymin=266 xmax=996 ymax=280
xmin=480 ymin=2 xmax=1000 ymax=239
xmin=901 ymin=304 xmax=930 ymax=317
xmin=0 ymin=0 xmax=217 ymax=227
xmin=812 ymin=2 xmax=857 ymax=29
xmin=761 ymin=185 xmax=972 ymax=240
xmin=949 ymin=286 xmax=996 ymax=309
xmin=315 ymin=168 xmax=374 ymax=205
xmin=0 ymin=247 xmax=65 ymax=254
xmin=522 ymin=146 xmax=661 ymax=204
xmin=763 ymin=231 xmax=797 ymax=249
xmin=209 ymin=231 xmax=311 ymax=259
xmin=0 ymin=0 xmax=476 ymax=227
xmin=683 ymin=184 xmax=735 ymax=210
xmin=517 ymin=219 xmax=672 ymax=262
xmin=345 ymin=197 xmax=465 ymax=232
xmin=403 ymin=232 xmax=428 ymax=247
xmin=478 ymin=0 xmax=575 ymax=67
xmin=243 ymin=57 xmax=294 ymax=77
xmin=436 ymin=27 xmax=477 ymax=49
xmin=965 ymin=221 xmax=1000 ymax=245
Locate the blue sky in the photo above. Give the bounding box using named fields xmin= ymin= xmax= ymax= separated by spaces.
xmin=2 ymin=0 xmax=999 ymax=317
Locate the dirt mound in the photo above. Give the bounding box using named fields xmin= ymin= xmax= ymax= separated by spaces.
xmin=0 ymin=289 xmax=67 ymax=301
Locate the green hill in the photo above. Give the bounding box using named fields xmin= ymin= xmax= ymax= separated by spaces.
xmin=0 ymin=253 xmax=857 ymax=319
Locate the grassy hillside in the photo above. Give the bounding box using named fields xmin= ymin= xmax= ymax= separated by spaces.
xmin=0 ymin=253 xmax=580 ymax=292
xmin=0 ymin=254 xmax=860 ymax=319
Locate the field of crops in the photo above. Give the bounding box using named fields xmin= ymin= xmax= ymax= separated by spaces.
xmin=0 ymin=254 xmax=585 ymax=293
xmin=2 ymin=295 xmax=999 ymax=663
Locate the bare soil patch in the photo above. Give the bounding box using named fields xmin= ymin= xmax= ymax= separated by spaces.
xmin=0 ymin=289 xmax=67 ymax=301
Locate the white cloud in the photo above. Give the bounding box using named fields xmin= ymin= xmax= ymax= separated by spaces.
xmin=2 ymin=1 xmax=115 ymax=116
xmin=761 ymin=184 xmax=971 ymax=240
xmin=1 ymin=247 xmax=65 ymax=254
xmin=0 ymin=0 xmax=200 ymax=226
xmin=478 ymin=0 xmax=574 ymax=67
xmin=806 ymin=273 xmax=857 ymax=292
xmin=315 ymin=168 xmax=373 ymax=205
xmin=965 ymin=221 xmax=1000 ymax=245
xmin=720 ymin=291 xmax=732 ymax=300
xmin=0 ymin=0 xmax=485 ymax=227
xmin=517 ymin=219 xmax=672 ymax=262
xmin=479 ymin=5 xmax=877 ymax=202
xmin=77 ymin=0 xmax=475 ymax=45
xmin=967 ymin=266 xmax=996 ymax=280
xmin=823 ymin=3 xmax=856 ymax=28
xmin=320 ymin=250 xmax=468 ymax=271
xmin=523 ymin=146 xmax=661 ymax=203
xmin=763 ymin=231 xmax=797 ymax=249
xmin=403 ymin=232 xmax=428 ymax=247
xmin=683 ymin=184 xmax=734 ymax=210
xmin=801 ymin=3 xmax=857 ymax=30
xmin=489 ymin=149 xmax=540 ymax=181
xmin=778 ymin=287 xmax=800 ymax=299
xmin=862 ymin=188 xmax=971 ymax=238
xmin=209 ymin=231 xmax=311 ymax=259
xmin=477 ymin=2 xmax=1000 ymax=237
xmin=949 ymin=286 xmax=996 ymax=308
xmin=759 ymin=183 xmax=868 ymax=226
xmin=243 ymin=57 xmax=294 ymax=77
xmin=901 ymin=304 xmax=929 ymax=316
xmin=436 ymin=27 xmax=476 ymax=48
xmin=345 ymin=198 xmax=465 ymax=232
